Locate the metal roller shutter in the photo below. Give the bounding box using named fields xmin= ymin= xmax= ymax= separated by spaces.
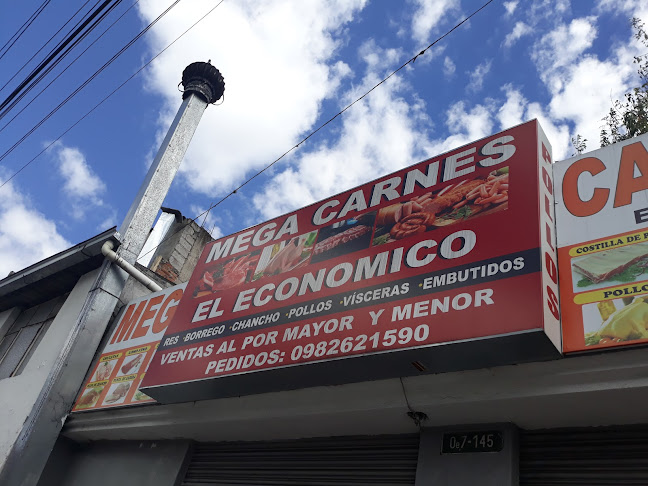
xmin=181 ymin=434 xmax=419 ymax=485
xmin=520 ymin=425 xmax=648 ymax=485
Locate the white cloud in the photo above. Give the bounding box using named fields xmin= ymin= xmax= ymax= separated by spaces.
xmin=497 ymin=85 xmax=527 ymax=129
xmin=55 ymin=144 xmax=105 ymax=199
xmin=504 ymin=22 xmax=532 ymax=47
xmin=96 ymin=212 xmax=117 ymax=232
xmin=410 ymin=0 xmax=460 ymax=44
xmin=525 ymin=102 xmax=571 ymax=160
xmin=442 ymin=100 xmax=494 ymax=149
xmin=596 ymin=0 xmax=648 ymax=21
xmin=252 ymin=65 xmax=432 ymax=219
xmin=409 ymin=100 xmax=498 ymax=160
xmin=443 ymin=56 xmax=456 ymax=77
xmin=137 ymin=0 xmax=367 ymax=197
xmin=532 ymin=17 xmax=597 ymax=75
xmin=359 ymin=39 xmax=401 ymax=74
xmin=528 ymin=14 xmax=641 ymax=158
xmin=529 ymin=0 xmax=570 ymax=22
xmin=466 ymin=60 xmax=492 ymax=92
xmin=503 ymin=1 xmax=518 ymax=16
xmin=190 ymin=204 xmax=223 ymax=239
xmin=548 ymin=54 xmax=636 ymax=154
xmin=0 ymin=177 xmax=70 ymax=278
xmin=50 ymin=142 xmax=107 ymax=220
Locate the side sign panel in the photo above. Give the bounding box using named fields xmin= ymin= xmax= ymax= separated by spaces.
xmin=537 ymin=123 xmax=561 ymax=350
xmin=72 ymin=284 xmax=186 ymax=411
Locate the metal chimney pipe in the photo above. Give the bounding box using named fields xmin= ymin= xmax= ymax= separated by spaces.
xmin=118 ymin=61 xmax=225 ymax=264
xmin=0 ymin=62 xmax=224 ymax=486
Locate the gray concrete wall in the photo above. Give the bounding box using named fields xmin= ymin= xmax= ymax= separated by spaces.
xmin=38 ymin=439 xmax=191 ymax=486
xmin=0 ymin=270 xmax=99 ymax=476
xmin=0 ymin=307 xmax=20 ymax=338
xmin=415 ymin=424 xmax=518 ymax=486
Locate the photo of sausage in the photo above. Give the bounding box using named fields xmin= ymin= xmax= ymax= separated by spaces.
xmin=120 ymin=353 xmax=144 ymax=375
xmin=372 ymin=168 xmax=510 ymax=246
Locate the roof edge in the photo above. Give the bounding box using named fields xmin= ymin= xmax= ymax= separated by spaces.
xmin=0 ymin=227 xmax=120 ymax=297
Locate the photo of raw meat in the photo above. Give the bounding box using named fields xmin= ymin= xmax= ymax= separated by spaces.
xmin=92 ymin=360 xmax=115 ymax=382
xmin=252 ymin=231 xmax=317 ymax=280
xmin=372 ymin=168 xmax=509 ymax=246
xmin=103 ymin=382 xmax=132 ymax=405
xmin=310 ymin=213 xmax=376 ymax=264
xmin=193 ymin=250 xmax=261 ymax=298
xmin=118 ymin=353 xmax=145 ymax=376
xmin=572 ymin=241 xmax=648 ymax=292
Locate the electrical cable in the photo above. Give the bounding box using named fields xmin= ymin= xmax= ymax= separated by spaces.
xmin=0 ymin=0 xmax=122 ymax=118
xmin=0 ymin=0 xmax=95 ymax=95
xmin=0 ymin=0 xmax=105 ymax=107
xmin=138 ymin=0 xmax=496 ymax=260
xmin=195 ymin=0 xmax=496 ymax=229
xmin=0 ymin=0 xmax=52 ymax=62
xmin=400 ymin=377 xmax=427 ymax=428
xmin=0 ymin=0 xmax=227 ymax=190
xmin=0 ymin=0 xmax=182 ymax=165
xmin=0 ymin=0 xmax=141 ymax=134
xmin=0 ymin=2 xmax=123 ymax=123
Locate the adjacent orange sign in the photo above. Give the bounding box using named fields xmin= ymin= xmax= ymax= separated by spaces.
xmin=72 ymin=284 xmax=186 ymax=411
xmin=555 ymin=134 xmax=648 ymax=352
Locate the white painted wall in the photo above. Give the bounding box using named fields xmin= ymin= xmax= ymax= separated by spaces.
xmin=0 ymin=269 xmax=99 ymax=471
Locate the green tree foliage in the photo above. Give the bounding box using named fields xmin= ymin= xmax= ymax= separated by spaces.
xmin=600 ymin=18 xmax=648 ymax=147
xmin=571 ymin=18 xmax=648 ymax=155
xmin=571 ymin=134 xmax=588 ymax=155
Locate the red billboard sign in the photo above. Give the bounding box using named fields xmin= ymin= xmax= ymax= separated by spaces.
xmin=141 ymin=120 xmax=561 ymax=403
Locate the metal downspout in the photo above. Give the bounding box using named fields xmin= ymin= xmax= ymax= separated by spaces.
xmin=101 ymin=241 xmax=162 ymax=292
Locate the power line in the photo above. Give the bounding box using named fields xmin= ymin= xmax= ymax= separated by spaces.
xmin=0 ymin=0 xmax=227 ymax=190
xmin=141 ymin=0 xmax=496 ymax=260
xmin=0 ymin=0 xmax=182 ymax=165
xmin=0 ymin=0 xmax=52 ymax=62
xmin=0 ymin=0 xmax=95 ymax=95
xmin=0 ymin=0 xmax=123 ymax=119
xmin=0 ymin=0 xmax=141 ymax=134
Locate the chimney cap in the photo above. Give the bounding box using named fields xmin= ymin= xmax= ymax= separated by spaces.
xmin=181 ymin=61 xmax=225 ymax=104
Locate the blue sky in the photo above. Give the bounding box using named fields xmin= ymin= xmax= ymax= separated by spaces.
xmin=0 ymin=0 xmax=646 ymax=277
